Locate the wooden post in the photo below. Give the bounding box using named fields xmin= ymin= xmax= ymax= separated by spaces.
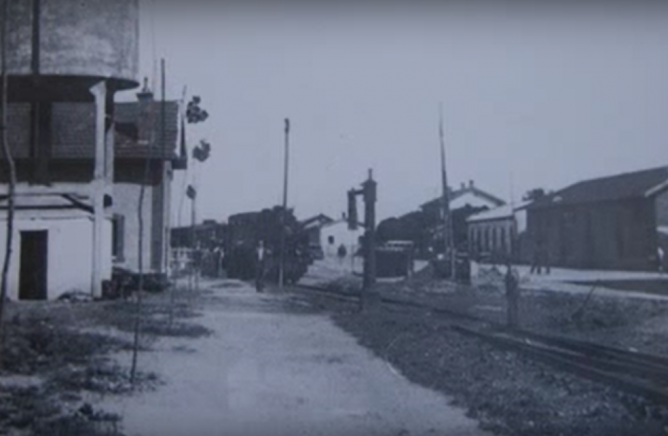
xmin=90 ymin=81 xmax=107 ymax=299
xmin=279 ymin=118 xmax=290 ymax=289
xmin=439 ymin=104 xmax=455 ymax=279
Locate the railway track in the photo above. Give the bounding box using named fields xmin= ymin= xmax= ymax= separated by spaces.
xmin=292 ymin=282 xmax=668 ymax=404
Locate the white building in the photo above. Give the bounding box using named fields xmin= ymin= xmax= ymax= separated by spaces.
xmin=467 ymin=203 xmax=529 ymax=262
xmin=320 ymin=218 xmax=364 ymax=259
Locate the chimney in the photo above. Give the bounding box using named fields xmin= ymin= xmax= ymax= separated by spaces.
xmin=136 ymin=77 xmax=154 ymax=146
xmin=469 ymin=180 xmax=474 ymax=188
xmin=460 ymin=182 xmax=465 ymax=190
xmin=136 ymin=77 xmax=154 ymax=102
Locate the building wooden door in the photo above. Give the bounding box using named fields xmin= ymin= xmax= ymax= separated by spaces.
xmin=19 ymin=231 xmax=48 ymax=301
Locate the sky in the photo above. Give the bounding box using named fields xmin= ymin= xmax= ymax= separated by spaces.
xmin=120 ymin=2 xmax=668 ymax=224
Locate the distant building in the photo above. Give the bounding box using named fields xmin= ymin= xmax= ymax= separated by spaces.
xmin=527 ymin=166 xmax=668 ymax=271
xmin=171 ymin=220 xmax=226 ymax=276
xmin=391 ymin=181 xmax=506 ymax=256
xmin=420 ymin=180 xmax=505 ymax=225
xmin=300 ymin=213 xmax=335 ymax=247
xmin=467 ymin=203 xmax=530 ymax=263
xmin=320 ymin=217 xmax=364 ymax=259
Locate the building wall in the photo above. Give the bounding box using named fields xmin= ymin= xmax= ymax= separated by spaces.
xmin=527 ymin=199 xmax=656 ymax=270
xmin=151 ymin=162 xmax=170 ymax=273
xmin=113 ymin=182 xmax=154 ymax=273
xmin=468 ymin=218 xmax=515 ymax=261
xmin=320 ymin=221 xmax=363 ymax=258
xmin=0 ymin=209 xmax=112 ymax=300
xmin=655 ymin=189 xmax=668 ymax=228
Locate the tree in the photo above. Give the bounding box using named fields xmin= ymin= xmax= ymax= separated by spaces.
xmin=523 ymin=188 xmax=546 ymax=202
xmin=187 ymin=107 xmax=211 ymax=292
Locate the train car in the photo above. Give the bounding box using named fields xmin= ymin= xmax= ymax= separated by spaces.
xmin=224 ymin=207 xmax=311 ymax=284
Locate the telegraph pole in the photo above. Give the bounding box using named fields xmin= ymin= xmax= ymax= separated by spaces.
xmin=279 ymin=118 xmax=290 ymax=289
xmin=362 ymin=169 xmax=377 ymax=292
xmin=439 ymin=104 xmax=455 ymax=279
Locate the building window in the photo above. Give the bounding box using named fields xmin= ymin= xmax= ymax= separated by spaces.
xmin=112 ymin=214 xmax=125 ymax=262
xmin=328 ymin=235 xmax=335 ymax=245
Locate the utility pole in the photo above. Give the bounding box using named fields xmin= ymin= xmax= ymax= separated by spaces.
xmin=362 ymin=169 xmax=377 ymax=293
xmin=439 ymin=103 xmax=455 ymax=279
xmin=187 ymin=182 xmax=196 ymax=292
xmin=279 ymin=118 xmax=290 ymax=289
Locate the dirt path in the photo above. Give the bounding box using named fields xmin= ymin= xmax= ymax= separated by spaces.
xmin=99 ymin=280 xmax=489 ymax=436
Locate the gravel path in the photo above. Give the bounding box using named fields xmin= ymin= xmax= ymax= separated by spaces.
xmin=100 ymin=280 xmax=490 ymax=436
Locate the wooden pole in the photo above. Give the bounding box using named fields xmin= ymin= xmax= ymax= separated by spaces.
xmin=279 ymin=118 xmax=290 ymax=289
xmin=439 ymin=103 xmax=455 ymax=279
xmin=90 ymin=81 xmax=106 ymax=298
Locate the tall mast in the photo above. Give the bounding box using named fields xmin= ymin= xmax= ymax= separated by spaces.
xmin=439 ymin=103 xmax=455 ymax=278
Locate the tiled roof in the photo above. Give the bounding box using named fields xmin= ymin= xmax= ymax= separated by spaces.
xmin=467 ymin=202 xmax=530 ymax=223
xmin=529 ymin=166 xmax=668 ymax=209
xmin=301 ymin=214 xmax=335 ymax=229
xmin=114 ymin=101 xmax=181 ymax=160
xmin=420 ymin=185 xmax=505 ymax=210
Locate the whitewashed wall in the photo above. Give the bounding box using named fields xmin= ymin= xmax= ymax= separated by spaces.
xmin=320 ymin=220 xmax=364 ymax=258
xmin=113 ymin=182 xmax=154 ymax=273
xmin=0 ymin=210 xmax=112 ymax=300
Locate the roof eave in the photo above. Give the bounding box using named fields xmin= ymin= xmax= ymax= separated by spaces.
xmin=645 ymin=179 xmax=668 ymax=198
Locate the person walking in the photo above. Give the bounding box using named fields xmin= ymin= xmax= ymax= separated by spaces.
xmin=337 ymin=244 xmax=348 ymax=267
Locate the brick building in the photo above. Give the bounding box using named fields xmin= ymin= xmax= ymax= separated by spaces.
xmin=526 ymin=166 xmax=668 ymax=271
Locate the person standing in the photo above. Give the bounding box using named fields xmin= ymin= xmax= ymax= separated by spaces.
xmin=658 ymin=246 xmax=665 ymax=273
xmin=505 ymin=262 xmax=520 ymax=329
xmin=256 ymin=240 xmax=266 ymax=292
xmin=530 ymin=239 xmax=541 ymax=275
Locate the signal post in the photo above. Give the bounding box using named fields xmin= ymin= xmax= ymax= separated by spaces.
xmin=347 ymin=169 xmax=378 ymax=311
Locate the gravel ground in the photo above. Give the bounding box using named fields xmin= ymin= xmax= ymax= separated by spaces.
xmin=292 ymin=265 xmax=668 ymax=436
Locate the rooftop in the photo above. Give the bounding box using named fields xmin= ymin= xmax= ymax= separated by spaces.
xmin=529 ymin=166 xmax=668 ymax=209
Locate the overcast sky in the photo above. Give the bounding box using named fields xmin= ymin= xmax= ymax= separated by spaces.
xmin=124 ymin=2 xmax=668 ymax=224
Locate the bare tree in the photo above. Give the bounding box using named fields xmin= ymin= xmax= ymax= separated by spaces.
xmin=0 ymin=0 xmax=16 ymax=366
xmin=130 ymin=60 xmax=166 ymax=385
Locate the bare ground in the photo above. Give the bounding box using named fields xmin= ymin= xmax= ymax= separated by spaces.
xmin=0 ymin=288 xmax=211 ymax=436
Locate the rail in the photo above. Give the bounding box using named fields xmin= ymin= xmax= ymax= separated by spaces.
xmin=290 ymin=282 xmax=668 ymax=404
